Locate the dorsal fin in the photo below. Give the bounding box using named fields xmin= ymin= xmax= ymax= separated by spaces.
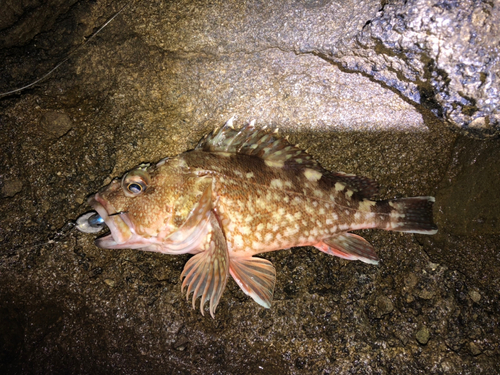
xmin=197 ymin=119 xmax=379 ymax=198
xmin=197 ymin=118 xmax=320 ymax=170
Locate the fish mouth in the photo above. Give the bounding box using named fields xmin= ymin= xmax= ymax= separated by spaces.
xmin=87 ymin=193 xmax=138 ymax=249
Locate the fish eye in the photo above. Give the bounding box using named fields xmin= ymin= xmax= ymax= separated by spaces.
xmin=127 ymin=182 xmax=146 ymax=194
xmin=122 ymin=167 xmax=151 ymax=197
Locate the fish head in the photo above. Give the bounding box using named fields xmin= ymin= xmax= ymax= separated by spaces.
xmin=88 ymin=162 xmax=180 ymax=250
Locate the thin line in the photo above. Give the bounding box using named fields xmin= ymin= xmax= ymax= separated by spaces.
xmin=0 ymin=0 xmax=133 ymax=98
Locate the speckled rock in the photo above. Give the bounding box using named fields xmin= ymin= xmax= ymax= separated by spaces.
xmin=331 ymin=0 xmax=500 ymax=137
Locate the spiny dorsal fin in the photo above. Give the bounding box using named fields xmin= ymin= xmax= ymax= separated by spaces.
xmin=198 ymin=119 xmax=379 ymax=198
xmin=197 ymin=118 xmax=320 ymax=170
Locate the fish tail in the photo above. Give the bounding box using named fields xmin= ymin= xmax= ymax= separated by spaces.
xmin=377 ymin=196 xmax=438 ymax=234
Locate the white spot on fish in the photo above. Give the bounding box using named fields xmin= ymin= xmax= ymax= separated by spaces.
xmin=304 ymin=168 xmax=322 ymax=182
xmin=256 ymin=198 xmax=267 ymax=209
xmin=246 ymin=172 xmax=254 ymax=179
xmin=234 ymin=234 xmax=244 ymax=248
xmin=270 ymin=178 xmax=284 ymax=188
xmin=265 ymin=159 xmax=284 ymax=168
xmin=313 ymin=189 xmax=324 ymax=198
xmin=359 ymin=199 xmax=376 ymax=211
xmin=335 ymin=182 xmax=346 ymax=191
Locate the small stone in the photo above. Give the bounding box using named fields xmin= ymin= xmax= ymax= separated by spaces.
xmin=40 ymin=111 xmax=73 ymax=139
xmin=104 ymin=279 xmax=116 ymax=287
xmin=468 ymin=117 xmax=487 ymax=129
xmin=374 ymin=296 xmax=394 ymax=318
xmin=1 ymin=178 xmax=23 ymax=197
xmin=469 ymin=290 xmax=481 ymax=303
xmin=416 ymin=326 xmax=430 ymax=345
xmin=173 ymin=336 xmax=189 ymax=351
xmin=428 ymin=262 xmax=439 ymax=271
xmin=404 ymin=273 xmax=418 ymax=289
xmin=418 ymin=289 xmax=435 ymax=300
xmin=469 ymin=341 xmax=482 ymax=356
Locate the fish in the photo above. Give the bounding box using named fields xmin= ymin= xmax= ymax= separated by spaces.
xmin=83 ymin=118 xmax=438 ymax=318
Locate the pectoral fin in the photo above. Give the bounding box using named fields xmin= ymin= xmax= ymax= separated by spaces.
xmin=229 ymin=256 xmax=276 ymax=308
xmin=315 ymin=233 xmax=379 ymax=265
xmin=161 ymin=178 xmax=213 ymax=253
xmin=180 ymin=211 xmax=229 ymax=318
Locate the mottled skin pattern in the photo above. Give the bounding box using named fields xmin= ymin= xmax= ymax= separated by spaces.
xmin=86 ymin=120 xmax=437 ymax=317
xmin=182 ymin=151 xmax=381 ymax=254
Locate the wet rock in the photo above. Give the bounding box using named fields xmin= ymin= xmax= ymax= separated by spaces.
xmin=332 ymin=0 xmax=500 ymax=137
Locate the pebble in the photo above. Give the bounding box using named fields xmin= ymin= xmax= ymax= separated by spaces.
xmin=416 ymin=326 xmax=430 ymax=345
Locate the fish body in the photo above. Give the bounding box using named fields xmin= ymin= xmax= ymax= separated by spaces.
xmin=87 ymin=119 xmax=437 ymax=317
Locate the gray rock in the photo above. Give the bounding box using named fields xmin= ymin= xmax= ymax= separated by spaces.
xmin=331 ymin=0 xmax=500 ymax=137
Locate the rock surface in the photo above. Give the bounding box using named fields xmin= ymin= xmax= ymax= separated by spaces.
xmin=332 ymin=0 xmax=500 ymax=137
xmin=0 ymin=0 xmax=498 ymax=374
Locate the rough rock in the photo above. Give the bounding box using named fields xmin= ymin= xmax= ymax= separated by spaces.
xmin=330 ymin=0 xmax=500 ymax=137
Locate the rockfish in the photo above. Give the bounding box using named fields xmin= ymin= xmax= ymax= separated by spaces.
xmin=79 ymin=119 xmax=437 ymax=317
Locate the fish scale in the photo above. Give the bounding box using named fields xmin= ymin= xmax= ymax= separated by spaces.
xmin=82 ymin=118 xmax=437 ymax=318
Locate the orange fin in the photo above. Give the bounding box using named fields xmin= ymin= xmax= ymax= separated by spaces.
xmin=229 ymin=256 xmax=276 ymax=308
xmin=315 ymin=233 xmax=379 ymax=265
xmin=180 ymin=211 xmax=229 ymax=318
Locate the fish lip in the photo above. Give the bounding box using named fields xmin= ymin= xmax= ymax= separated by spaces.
xmin=87 ymin=193 xmax=134 ymax=248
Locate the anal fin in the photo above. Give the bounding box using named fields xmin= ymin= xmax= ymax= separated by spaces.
xmin=180 ymin=211 xmax=229 ymax=318
xmin=229 ymin=256 xmax=276 ymax=308
xmin=315 ymin=233 xmax=379 ymax=265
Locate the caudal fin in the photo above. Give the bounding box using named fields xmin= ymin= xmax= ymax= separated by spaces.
xmin=381 ymin=196 xmax=438 ymax=234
